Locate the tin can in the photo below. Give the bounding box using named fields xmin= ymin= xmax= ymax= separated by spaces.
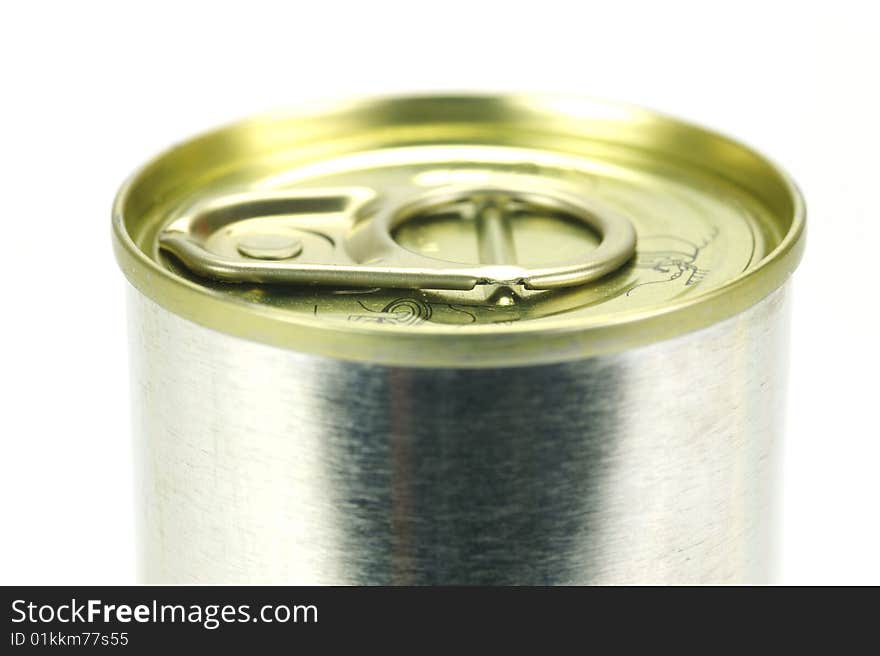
xmin=113 ymin=95 xmax=805 ymax=584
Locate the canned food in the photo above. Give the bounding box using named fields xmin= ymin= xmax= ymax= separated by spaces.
xmin=113 ymin=95 xmax=805 ymax=584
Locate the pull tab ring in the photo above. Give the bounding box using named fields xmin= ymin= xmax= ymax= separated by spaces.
xmin=159 ymin=183 xmax=636 ymax=291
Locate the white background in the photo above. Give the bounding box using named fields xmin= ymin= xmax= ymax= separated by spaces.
xmin=1 ymin=1 xmax=877 ymax=584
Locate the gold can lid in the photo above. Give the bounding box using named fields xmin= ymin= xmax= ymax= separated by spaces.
xmin=113 ymin=95 xmax=805 ymax=367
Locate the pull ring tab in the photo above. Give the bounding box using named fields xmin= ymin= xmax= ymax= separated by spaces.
xmin=159 ymin=183 xmax=637 ymax=291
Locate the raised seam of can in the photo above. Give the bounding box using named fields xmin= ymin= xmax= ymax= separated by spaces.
xmin=111 ymin=94 xmax=806 ymax=368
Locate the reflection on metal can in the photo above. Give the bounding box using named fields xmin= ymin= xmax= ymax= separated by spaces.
xmin=113 ymin=95 xmax=805 ymax=584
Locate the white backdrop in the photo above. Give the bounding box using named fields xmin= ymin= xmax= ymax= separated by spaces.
xmin=2 ymin=1 xmax=877 ymax=584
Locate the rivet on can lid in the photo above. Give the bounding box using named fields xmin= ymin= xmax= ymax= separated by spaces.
xmin=237 ymin=234 xmax=304 ymax=260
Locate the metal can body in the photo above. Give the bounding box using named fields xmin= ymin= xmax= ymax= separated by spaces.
xmin=114 ymin=95 xmax=804 ymax=584
xmin=129 ymin=284 xmax=788 ymax=584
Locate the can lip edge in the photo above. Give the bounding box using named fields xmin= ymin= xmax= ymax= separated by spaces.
xmin=111 ymin=93 xmax=805 ymax=367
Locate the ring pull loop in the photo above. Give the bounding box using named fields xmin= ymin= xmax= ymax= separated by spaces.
xmin=159 ymin=183 xmax=637 ymax=291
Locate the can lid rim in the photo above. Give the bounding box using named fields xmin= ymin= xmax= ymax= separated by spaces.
xmin=112 ymin=94 xmax=805 ymax=367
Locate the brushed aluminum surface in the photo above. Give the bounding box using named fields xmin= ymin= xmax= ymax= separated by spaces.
xmin=127 ymin=285 xmax=790 ymax=584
